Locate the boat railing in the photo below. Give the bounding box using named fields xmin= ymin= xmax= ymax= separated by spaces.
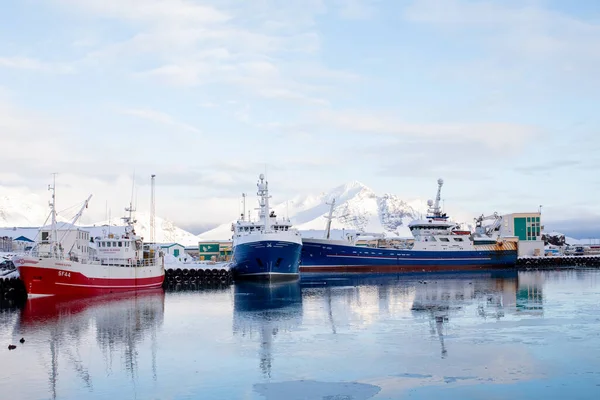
xmin=25 ymin=248 xmax=162 ymax=268
xmin=30 ymin=249 xmax=65 ymax=260
xmin=98 ymin=257 xmax=161 ymax=267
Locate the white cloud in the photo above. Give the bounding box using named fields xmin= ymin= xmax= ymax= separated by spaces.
xmin=0 ymin=57 xmax=74 ymax=74
xmin=56 ymin=0 xmax=347 ymax=105
xmin=120 ymin=108 xmax=201 ymax=134
xmin=0 ymin=95 xmax=76 ymax=161
xmin=334 ymin=0 xmax=378 ymax=19
xmin=404 ymin=0 xmax=600 ymax=76
xmin=57 ymin=0 xmax=230 ymax=25
xmin=315 ymin=109 xmax=538 ymax=149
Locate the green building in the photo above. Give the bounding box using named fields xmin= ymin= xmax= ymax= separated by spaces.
xmin=499 ymin=212 xmax=543 ymax=257
xmin=199 ymin=241 xmax=232 ymax=261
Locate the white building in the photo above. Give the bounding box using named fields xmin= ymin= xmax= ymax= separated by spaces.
xmin=498 ymin=212 xmax=544 ymax=257
xmin=159 ymin=243 xmax=187 ymax=260
xmin=12 ymin=236 xmax=35 ymax=252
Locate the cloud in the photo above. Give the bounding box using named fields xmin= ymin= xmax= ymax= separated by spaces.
xmin=403 ymin=0 xmax=600 ymax=82
xmin=514 ymin=160 xmax=582 ymax=175
xmin=545 ymin=217 xmax=600 ymax=240
xmin=57 ymin=0 xmax=231 ymax=25
xmin=0 ymin=57 xmax=74 ymax=74
xmin=315 ymin=109 xmax=539 ymax=149
xmin=54 ymin=0 xmax=350 ymax=106
xmin=334 ymin=0 xmax=379 ymax=20
xmin=120 ymin=108 xmax=201 ymax=134
xmin=0 ymin=95 xmax=80 ymax=165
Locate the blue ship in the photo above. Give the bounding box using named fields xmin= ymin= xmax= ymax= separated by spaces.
xmin=231 ymin=174 xmax=303 ymax=280
xmin=300 ymin=178 xmax=518 ymax=274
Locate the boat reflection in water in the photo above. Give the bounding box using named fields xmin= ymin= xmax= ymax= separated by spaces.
xmin=302 ymin=271 xmax=523 ymax=358
xmin=15 ymin=290 xmax=165 ymax=400
xmin=408 ymin=271 xmax=519 ymax=358
xmin=233 ymin=281 xmax=302 ymax=377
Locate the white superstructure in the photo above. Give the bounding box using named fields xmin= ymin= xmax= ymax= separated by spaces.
xmin=231 ymin=174 xmax=302 ymax=248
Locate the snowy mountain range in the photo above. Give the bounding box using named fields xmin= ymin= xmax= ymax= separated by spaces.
xmin=198 ymin=181 xmax=423 ymax=240
xmin=0 ymin=194 xmax=200 ymax=246
xmin=85 ymin=212 xmax=201 ymax=246
xmin=0 ymin=181 xmax=423 ymax=245
xmin=0 ymin=193 xmax=71 ymax=226
xmin=2 ymin=181 xmax=597 ymax=246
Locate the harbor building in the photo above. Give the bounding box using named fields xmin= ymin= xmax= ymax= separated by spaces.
xmin=198 ymin=241 xmax=232 ymax=261
xmin=499 ymin=212 xmax=544 ymax=257
xmin=184 ymin=246 xmax=200 ymax=258
xmin=159 ymin=243 xmax=186 ymax=259
xmin=12 ymin=236 xmax=35 ymax=252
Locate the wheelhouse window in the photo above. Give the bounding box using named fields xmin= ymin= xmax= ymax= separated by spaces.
xmin=440 ymin=238 xmax=450 ymax=242
xmin=453 ymin=237 xmax=463 ymax=242
xmin=118 ymin=242 xmax=122 ymax=247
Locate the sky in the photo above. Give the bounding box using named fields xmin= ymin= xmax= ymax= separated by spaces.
xmin=1 ymin=0 xmax=599 ymax=237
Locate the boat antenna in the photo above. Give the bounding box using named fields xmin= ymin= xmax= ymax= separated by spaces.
xmin=150 ymin=174 xmax=156 ymax=243
xmin=242 ymin=193 xmax=246 ymax=222
xmin=49 ymin=173 xmax=58 ymax=255
xmin=130 ymin=171 xmax=136 ymax=213
xmin=123 ymin=172 xmax=137 ymax=237
xmin=431 ymin=178 xmax=444 ymax=217
xmin=257 ymin=174 xmax=270 ymax=231
xmin=324 ymin=198 xmax=336 ymax=239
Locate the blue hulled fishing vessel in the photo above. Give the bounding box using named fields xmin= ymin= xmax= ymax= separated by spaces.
xmin=231 ymin=174 xmax=302 ymax=280
xmin=300 ymin=179 xmax=518 ymax=274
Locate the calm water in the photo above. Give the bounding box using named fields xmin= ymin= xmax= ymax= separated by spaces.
xmin=2 ymin=270 xmax=600 ymax=400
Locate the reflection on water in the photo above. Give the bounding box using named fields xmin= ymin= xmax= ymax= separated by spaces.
xmin=301 ymin=271 xmax=526 ymax=360
xmin=1 ymin=270 xmax=600 ymax=399
xmin=233 ymin=282 xmax=302 ymax=378
xmin=516 ymin=273 xmax=544 ymax=313
xmin=13 ymin=290 xmax=164 ymax=400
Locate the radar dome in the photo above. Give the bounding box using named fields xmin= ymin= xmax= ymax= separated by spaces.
xmin=437 ymin=178 xmax=444 ymax=185
xmin=427 ymin=199 xmax=433 ymax=207
xmin=259 ymin=173 xmax=265 ymax=180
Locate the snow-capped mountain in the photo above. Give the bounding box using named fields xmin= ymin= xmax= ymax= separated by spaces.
xmin=0 ymin=192 xmax=200 ymax=246
xmin=86 ymin=212 xmax=200 ymax=246
xmin=0 ymin=192 xmax=71 ymax=226
xmin=198 ymin=181 xmax=421 ymax=240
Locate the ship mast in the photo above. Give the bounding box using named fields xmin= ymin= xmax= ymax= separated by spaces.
xmin=257 ymin=174 xmax=270 ymax=232
xmin=150 ymin=174 xmax=156 ymax=243
xmin=242 ymin=193 xmax=246 ymax=222
xmin=431 ymin=178 xmax=444 ymax=217
xmin=122 ymin=174 xmax=137 ymax=237
xmin=49 ymin=173 xmax=58 ymax=253
xmin=324 ymin=198 xmax=336 ymax=239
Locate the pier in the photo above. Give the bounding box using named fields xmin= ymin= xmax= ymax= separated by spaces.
xmin=516 ymin=255 xmax=600 ymax=268
xmin=162 ymin=265 xmax=233 ymax=289
xmin=4 ymin=257 xmax=600 ymax=300
xmin=0 ymin=275 xmax=27 ymax=304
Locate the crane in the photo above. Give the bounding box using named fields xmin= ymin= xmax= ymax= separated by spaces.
xmin=474 ymin=212 xmax=502 ymax=237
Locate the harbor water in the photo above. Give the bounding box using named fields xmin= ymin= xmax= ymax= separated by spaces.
xmin=1 ymin=270 xmax=600 ymax=399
